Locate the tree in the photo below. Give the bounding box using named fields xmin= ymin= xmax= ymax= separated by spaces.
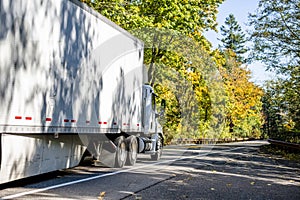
xmin=219 ymin=14 xmax=247 ymax=63
xmin=262 ymin=76 xmax=300 ymax=143
xmin=248 ymin=0 xmax=300 ymax=73
xmin=249 ymin=0 xmax=300 ymax=143
xmin=282 ymin=67 xmax=300 ymax=130
xmin=224 ymin=53 xmax=263 ymax=138
xmin=215 ymin=49 xmax=264 ymax=139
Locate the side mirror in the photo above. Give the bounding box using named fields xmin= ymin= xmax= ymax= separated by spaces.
xmin=156 ymin=99 xmax=166 ymax=118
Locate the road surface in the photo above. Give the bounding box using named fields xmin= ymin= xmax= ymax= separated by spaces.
xmin=0 ymin=141 xmax=299 ymax=199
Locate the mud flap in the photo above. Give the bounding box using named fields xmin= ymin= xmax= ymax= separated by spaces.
xmin=94 ymin=141 xmax=117 ymax=168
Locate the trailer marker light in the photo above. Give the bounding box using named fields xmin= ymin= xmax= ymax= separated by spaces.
xmin=15 ymin=116 xmax=22 ymax=120
xmin=103 ymin=122 xmax=107 ymax=125
xmin=71 ymin=120 xmax=76 ymax=123
xmin=46 ymin=118 xmax=52 ymax=122
xmin=86 ymin=120 xmax=90 ymax=124
xmin=64 ymin=119 xmax=69 ymax=123
xmin=98 ymin=122 xmax=102 ymax=124
xmin=137 ymin=124 xmax=140 ymax=127
xmin=113 ymin=122 xmax=117 ymax=125
xmin=25 ymin=117 xmax=32 ymax=120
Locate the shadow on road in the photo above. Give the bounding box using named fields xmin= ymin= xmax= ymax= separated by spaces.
xmin=128 ymin=142 xmax=300 ymax=200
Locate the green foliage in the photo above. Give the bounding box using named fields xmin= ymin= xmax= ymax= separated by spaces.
xmin=263 ymin=71 xmax=300 ymax=140
xmin=87 ymin=0 xmax=224 ymax=47
xmin=248 ymin=0 xmax=300 ymax=73
xmin=219 ymin=14 xmax=247 ymax=63
xmin=144 ymin=32 xmax=226 ymax=142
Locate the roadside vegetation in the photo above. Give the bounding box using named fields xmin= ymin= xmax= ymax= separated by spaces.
xmin=260 ymin=144 xmax=300 ymax=162
xmin=81 ymin=0 xmax=299 ymax=145
xmin=249 ymin=0 xmax=300 ymax=144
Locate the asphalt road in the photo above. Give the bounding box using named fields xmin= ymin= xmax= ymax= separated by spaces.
xmin=0 ymin=141 xmax=299 ymax=200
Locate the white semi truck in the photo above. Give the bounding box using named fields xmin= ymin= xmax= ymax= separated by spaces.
xmin=0 ymin=0 xmax=164 ymax=184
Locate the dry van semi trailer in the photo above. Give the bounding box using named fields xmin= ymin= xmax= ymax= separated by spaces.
xmin=0 ymin=0 xmax=164 ymax=184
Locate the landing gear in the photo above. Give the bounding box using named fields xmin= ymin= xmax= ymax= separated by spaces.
xmin=150 ymin=135 xmax=163 ymax=161
xmin=125 ymin=135 xmax=138 ymax=166
xmin=114 ymin=136 xmax=127 ymax=168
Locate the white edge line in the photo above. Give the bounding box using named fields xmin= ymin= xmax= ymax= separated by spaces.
xmin=1 ymin=146 xmax=245 ymax=199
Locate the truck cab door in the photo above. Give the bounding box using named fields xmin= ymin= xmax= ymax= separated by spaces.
xmin=143 ymin=85 xmax=155 ymax=135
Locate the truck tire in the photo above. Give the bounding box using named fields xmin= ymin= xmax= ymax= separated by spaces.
xmin=114 ymin=136 xmax=127 ymax=168
xmin=150 ymin=135 xmax=163 ymax=161
xmin=125 ymin=136 xmax=138 ymax=166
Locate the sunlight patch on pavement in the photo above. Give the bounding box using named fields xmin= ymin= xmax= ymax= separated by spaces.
xmin=189 ymin=168 xmax=300 ymax=187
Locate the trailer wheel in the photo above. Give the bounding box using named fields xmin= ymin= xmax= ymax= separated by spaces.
xmin=125 ymin=136 xmax=138 ymax=166
xmin=114 ymin=136 xmax=127 ymax=168
xmin=150 ymin=135 xmax=163 ymax=161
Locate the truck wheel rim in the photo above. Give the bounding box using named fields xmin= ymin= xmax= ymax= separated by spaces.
xmin=120 ymin=142 xmax=126 ymax=163
xmin=131 ymin=139 xmax=138 ymax=160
